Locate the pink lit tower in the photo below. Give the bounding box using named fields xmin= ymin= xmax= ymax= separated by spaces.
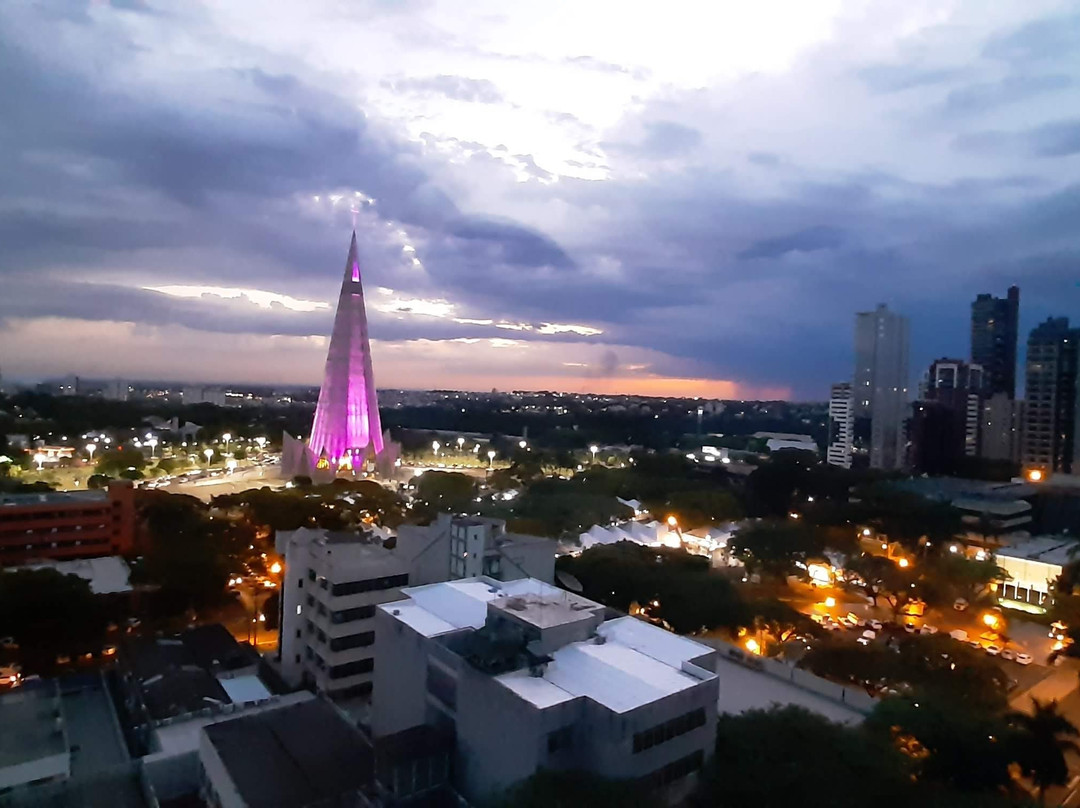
xmin=282 ymin=232 xmax=399 ymax=481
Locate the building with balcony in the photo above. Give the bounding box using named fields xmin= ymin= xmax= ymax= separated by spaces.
xmin=278 ymin=529 xmax=409 ymax=699
xmin=0 ymin=481 xmax=135 ymax=566
xmin=372 ymin=577 xmax=719 ymax=804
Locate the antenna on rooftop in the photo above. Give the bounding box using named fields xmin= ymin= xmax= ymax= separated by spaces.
xmin=556 ymin=571 xmax=583 ymax=593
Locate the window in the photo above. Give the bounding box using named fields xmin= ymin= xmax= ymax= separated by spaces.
xmin=298 ymin=578 xmax=303 ymax=589
xmin=306 ymin=594 xmax=314 ymax=607
xmin=330 ymin=574 xmax=409 ymax=597
xmin=547 ymin=725 xmax=573 ymax=754
xmin=308 ymin=569 xmax=316 ymax=582
xmin=632 ymin=708 xmax=706 ymax=754
xmin=426 ymin=663 xmax=457 ymax=709
xmin=329 ymin=658 xmax=374 ymax=679
xmin=329 ymin=631 xmax=375 ymax=651
xmin=639 ymin=750 xmax=704 ymax=790
xmin=331 ymin=604 xmax=376 ymax=624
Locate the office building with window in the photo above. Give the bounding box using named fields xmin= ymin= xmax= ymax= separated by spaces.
xmin=372 ymin=577 xmax=719 ymax=804
xmin=980 ymin=392 xmax=1025 ymax=463
xmin=971 ymin=286 xmax=1019 ymax=399
xmin=278 ymin=529 xmax=409 ymax=698
xmin=826 ymin=383 xmax=853 ymax=468
xmin=1022 ymin=317 xmax=1080 ymax=475
xmin=854 ymin=304 xmax=910 ymax=470
xmin=909 ymin=358 xmax=984 ymax=474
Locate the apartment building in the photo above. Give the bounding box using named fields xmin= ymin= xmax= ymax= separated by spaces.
xmin=278 ymin=529 xmax=409 ymax=698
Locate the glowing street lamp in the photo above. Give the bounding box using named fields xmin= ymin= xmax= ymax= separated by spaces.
xmin=269 ymin=561 xmax=282 ymax=575
xmin=146 ymin=437 xmax=158 ymax=458
xmin=222 ymin=433 xmax=232 ymax=455
xmin=33 ymin=452 xmax=45 ymax=472
xmin=590 ymin=444 xmax=599 ymax=463
xmin=203 ymin=448 xmax=214 ymax=467
xmin=487 ymin=449 xmax=496 ymax=469
xmin=432 ymin=440 xmax=440 ymax=457
xmin=518 ymin=440 xmax=527 ymax=449
xmin=457 ymin=436 xmax=465 ymax=452
xmin=85 ymin=443 xmax=97 ymax=463
xmin=254 ymin=436 xmax=267 ymax=453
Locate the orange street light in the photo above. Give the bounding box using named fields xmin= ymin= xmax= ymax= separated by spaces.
xmin=269 ymin=561 xmax=282 ymax=575
xmin=1027 ymin=469 xmax=1044 ymax=482
xmin=897 ymin=558 xmax=910 ymax=568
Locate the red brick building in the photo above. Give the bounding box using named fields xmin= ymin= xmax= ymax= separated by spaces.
xmin=0 ymin=481 xmax=136 ymax=566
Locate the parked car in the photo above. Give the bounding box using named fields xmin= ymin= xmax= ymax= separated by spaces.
xmin=954 ymin=598 xmax=969 ymax=611
xmin=1001 ymin=648 xmax=1016 ymax=661
xmin=985 ymin=644 xmax=1002 ymax=656
xmin=903 ymin=623 xmax=917 ymax=634
xmin=1016 ymin=653 xmax=1034 ymax=666
xmin=949 ymin=629 xmax=969 ymax=642
xmin=968 ymin=640 xmax=982 ymax=650
xmin=920 ymin=624 xmax=939 ymax=636
xmin=868 ymin=619 xmax=883 ymax=631
xmin=846 ymin=612 xmax=866 ymax=628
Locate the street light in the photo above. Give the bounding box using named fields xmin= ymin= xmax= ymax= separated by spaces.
xmin=487 ymin=449 xmax=496 ymax=469
xmin=146 ymin=437 xmax=158 ymax=458
xmin=432 ymin=440 xmax=440 ymax=457
xmin=222 ymin=433 xmax=232 ymax=455
xmin=33 ymin=453 xmax=45 ymax=472
xmin=203 ymin=448 xmax=214 ymax=467
xmin=457 ymin=436 xmax=465 ymax=453
xmin=518 ymin=440 xmax=527 ymax=449
xmin=85 ymin=443 xmax=97 ymax=464
xmin=590 ymin=444 xmax=599 ymax=463
xmin=254 ymin=437 xmax=267 ymax=453
xmin=269 ymin=561 xmax=282 ymax=575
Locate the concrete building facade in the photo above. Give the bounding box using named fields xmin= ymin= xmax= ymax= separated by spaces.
xmin=980 ymin=392 xmax=1025 ymax=463
xmin=395 ymin=514 xmax=556 ymax=586
xmin=854 ymin=304 xmax=910 ymax=470
xmin=826 ymin=382 xmax=853 ymax=468
xmin=278 ymin=529 xmax=409 ymax=698
xmin=0 ymin=481 xmax=136 ymax=566
xmin=1022 ymin=317 xmax=1080 ymax=474
xmin=372 ymin=577 xmax=719 ymax=804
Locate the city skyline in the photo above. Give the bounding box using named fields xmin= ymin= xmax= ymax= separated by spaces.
xmin=2 ymin=2 xmax=1079 ymax=399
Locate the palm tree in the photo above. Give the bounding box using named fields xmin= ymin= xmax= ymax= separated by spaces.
xmin=1009 ymin=697 xmax=1080 ymax=805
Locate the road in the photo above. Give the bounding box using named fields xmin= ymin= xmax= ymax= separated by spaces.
xmin=154 ymin=464 xmax=284 ymax=500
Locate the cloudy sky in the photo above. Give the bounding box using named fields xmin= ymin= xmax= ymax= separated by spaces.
xmin=1 ymin=0 xmax=1078 ymax=400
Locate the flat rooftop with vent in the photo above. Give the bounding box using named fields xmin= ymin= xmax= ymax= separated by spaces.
xmin=372 ymin=577 xmax=718 ymax=805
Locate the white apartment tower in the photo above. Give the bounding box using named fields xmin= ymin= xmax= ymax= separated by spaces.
xmin=278 ymin=528 xmax=409 ymax=698
xmin=854 ymin=304 xmax=910 ymax=470
xmin=826 ymin=383 xmax=853 ymax=468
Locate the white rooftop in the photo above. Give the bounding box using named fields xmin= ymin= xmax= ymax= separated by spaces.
xmin=218 ymin=675 xmax=272 ymax=705
xmin=11 ymin=556 xmax=132 ymax=594
xmin=382 ymin=577 xmax=717 ymax=714
xmin=997 ymin=536 xmax=1080 ymax=566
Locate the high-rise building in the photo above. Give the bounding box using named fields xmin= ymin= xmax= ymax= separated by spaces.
xmin=980 ymin=393 xmax=1025 ymax=462
xmin=1022 ymin=317 xmax=1080 ymax=474
xmin=854 ymin=304 xmax=910 ymax=470
xmin=826 ymin=383 xmax=853 ymax=468
xmin=282 ymin=232 xmax=398 ymax=480
xmin=971 ymin=286 xmax=1019 ymax=399
xmin=908 ymin=359 xmax=983 ymax=475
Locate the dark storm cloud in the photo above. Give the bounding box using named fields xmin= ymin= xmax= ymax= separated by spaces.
xmin=738 ymin=226 xmax=845 ymax=261
xmin=953 ymin=118 xmax=1080 ymax=158
xmin=983 ymin=13 xmax=1080 ymax=64
xmin=942 ymin=74 xmax=1072 ymax=115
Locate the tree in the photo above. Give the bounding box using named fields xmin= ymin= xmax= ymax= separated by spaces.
xmin=868 ymin=694 xmax=1016 ymax=794
xmin=1008 ymin=698 xmax=1080 ymax=805
xmin=414 ymin=471 xmax=477 ymax=517
xmin=924 ymin=554 xmax=1008 ymax=606
xmin=659 ymin=488 xmax=742 ymax=529
xmin=729 ymin=520 xmax=824 ymax=581
xmin=95 ymin=447 xmax=147 ymax=477
xmin=700 ymin=706 xmax=915 ymax=808
xmin=846 ymin=553 xmax=917 ymax=618
xmin=0 ymin=569 xmax=107 ymax=668
xmin=494 ymin=769 xmax=659 ymax=808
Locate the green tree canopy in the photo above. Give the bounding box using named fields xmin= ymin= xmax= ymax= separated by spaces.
xmin=95 ymin=447 xmax=147 ymax=476
xmin=729 ymin=520 xmax=824 ymax=581
xmin=0 ymin=569 xmax=107 ymax=666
